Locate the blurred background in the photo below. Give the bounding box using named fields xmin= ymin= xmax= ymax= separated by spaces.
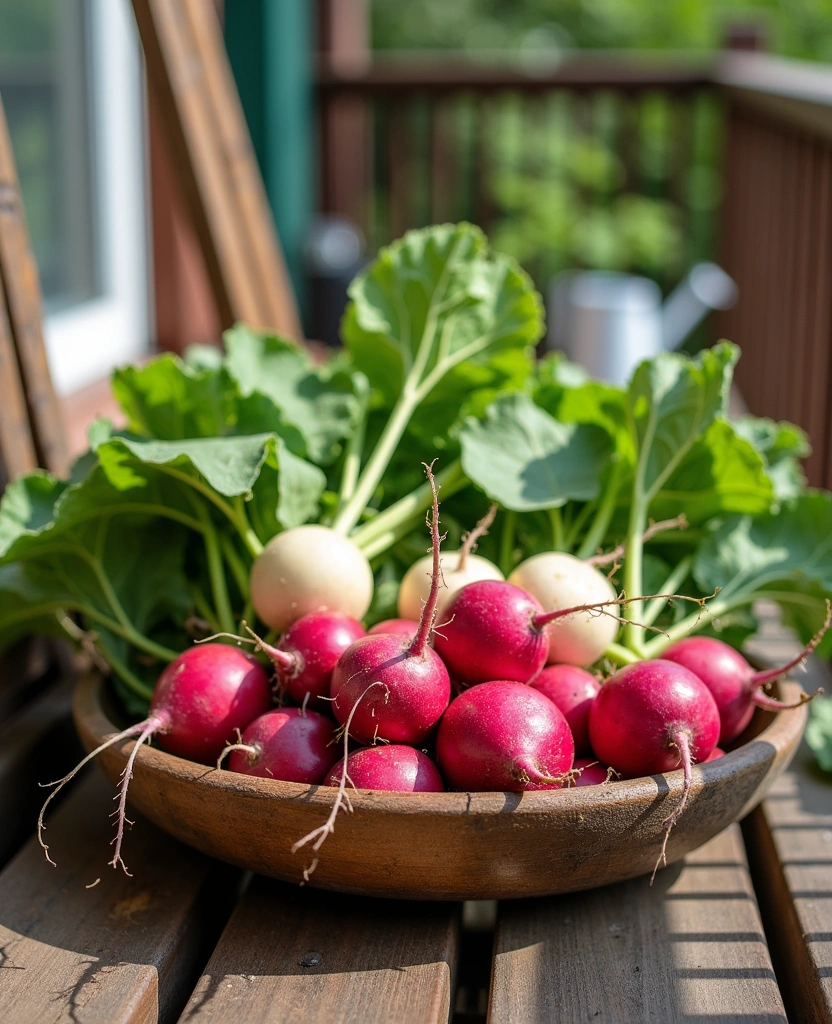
xmin=1 ymin=0 xmax=831 ymax=478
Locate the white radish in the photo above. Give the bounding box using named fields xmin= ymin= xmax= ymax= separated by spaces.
xmin=508 ymin=551 xmax=618 ymax=666
xmin=397 ymin=504 xmax=502 ymax=621
xmin=250 ymin=525 xmax=373 ymax=633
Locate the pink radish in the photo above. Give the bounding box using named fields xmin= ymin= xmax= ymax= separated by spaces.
xmin=368 ymin=618 xmax=419 ymax=639
xmin=222 ymin=708 xmax=338 ymax=783
xmin=325 ymin=744 xmax=444 ymax=793
xmin=588 ymin=658 xmax=720 ymax=879
xmin=330 ymin=464 xmax=451 ymax=746
xmin=250 ymin=611 xmax=365 ymax=707
xmin=573 ymin=758 xmax=614 ymax=786
xmin=529 ymin=665 xmax=601 ymax=756
xmin=38 ymin=643 xmax=271 ymax=873
xmin=436 ymin=680 xmax=575 ymax=792
xmin=662 ymin=606 xmax=829 ymax=742
xmin=433 ymin=579 xmax=625 ymax=687
xmin=705 ymin=747 xmax=725 ymax=762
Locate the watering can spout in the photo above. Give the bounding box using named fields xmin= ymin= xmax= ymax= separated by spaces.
xmin=661 ymin=262 xmax=738 ymax=351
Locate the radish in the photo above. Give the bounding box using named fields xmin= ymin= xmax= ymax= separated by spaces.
xmin=529 ymin=665 xmax=601 ymax=756
xmin=325 ymin=744 xmax=444 ymax=793
xmin=246 ymin=611 xmax=365 ymax=707
xmin=705 ymin=747 xmax=725 ymax=762
xmin=368 ymin=618 xmax=419 ymax=639
xmin=329 ymin=464 xmax=452 ymax=746
xmin=397 ymin=503 xmax=502 ymax=621
xmin=250 ymin=525 xmax=374 ymax=632
xmin=432 ymin=579 xmax=622 ymax=688
xmin=38 ymin=643 xmax=271 ymax=873
xmin=508 ymin=552 xmax=618 ymax=666
xmin=221 ymin=707 xmax=338 ymax=783
xmin=662 ymin=606 xmax=829 ymax=742
xmin=436 ymin=680 xmax=575 ymax=792
xmin=573 ymin=758 xmax=614 ymax=786
xmin=588 ymin=659 xmax=720 ymax=879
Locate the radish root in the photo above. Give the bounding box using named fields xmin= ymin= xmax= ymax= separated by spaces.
xmin=291 ymin=680 xmax=386 ymax=880
xmin=109 ymin=716 xmax=163 ymax=875
xmin=651 ymin=730 xmax=693 ymax=885
xmin=585 ymin=515 xmax=688 ymax=567
xmin=752 ymin=599 xmax=831 ymax=690
xmin=457 ymin=503 xmax=498 ymax=572
xmin=411 ymin=461 xmax=444 ymax=658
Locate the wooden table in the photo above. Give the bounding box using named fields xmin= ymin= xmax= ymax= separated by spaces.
xmin=0 ymin=626 xmax=829 ymax=1024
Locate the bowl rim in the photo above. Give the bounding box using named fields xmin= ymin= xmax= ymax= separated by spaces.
xmin=73 ymin=670 xmax=808 ymax=818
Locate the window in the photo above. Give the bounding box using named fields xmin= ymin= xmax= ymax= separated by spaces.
xmin=0 ymin=0 xmax=149 ymax=394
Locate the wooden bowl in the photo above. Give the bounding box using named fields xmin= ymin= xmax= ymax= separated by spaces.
xmin=73 ymin=672 xmax=806 ymax=900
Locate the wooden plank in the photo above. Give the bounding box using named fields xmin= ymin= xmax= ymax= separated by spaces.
xmin=179 ymin=0 xmax=301 ymax=339
xmin=179 ymin=877 xmax=459 ymax=1023
xmin=0 ymin=275 xmax=38 ymax=481
xmin=0 ymin=98 xmax=68 ymax=476
xmin=0 ymin=677 xmax=79 ymax=868
xmin=743 ymin=623 xmax=832 ymax=1023
xmin=0 ymin=771 xmax=237 ymax=1024
xmin=489 ymin=826 xmax=787 ymax=1024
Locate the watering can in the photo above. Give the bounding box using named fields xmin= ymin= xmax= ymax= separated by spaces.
xmin=547 ymin=263 xmax=738 ymax=385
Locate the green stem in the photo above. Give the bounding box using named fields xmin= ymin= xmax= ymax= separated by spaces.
xmin=198 ymin=509 xmax=236 ymax=635
xmin=337 ymin=373 xmax=370 ymax=513
xmin=351 ymin=460 xmax=467 ymax=551
xmin=97 ymin=646 xmax=154 ymax=702
xmin=549 ymin=507 xmax=565 ymax=550
xmin=500 ymin=509 xmax=517 ymax=577
xmin=564 ymin=500 xmax=593 ymax=551
xmin=575 ymin=460 xmax=622 ymax=560
xmin=605 ymin=642 xmax=642 ymax=666
xmin=332 ymin=387 xmax=420 ymax=536
xmin=642 ymin=555 xmax=694 ymax=628
xmin=220 ymin=533 xmax=250 ymax=601
xmin=190 ymin=584 xmax=221 ymax=633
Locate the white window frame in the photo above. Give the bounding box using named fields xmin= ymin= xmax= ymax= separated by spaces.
xmin=44 ymin=0 xmax=150 ymax=396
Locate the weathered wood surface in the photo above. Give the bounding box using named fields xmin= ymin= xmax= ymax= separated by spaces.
xmin=489 ymin=825 xmax=787 ymax=1024
xmin=0 ymin=772 xmax=236 ymax=1024
xmin=132 ymin=0 xmax=301 ymax=338
xmin=179 ymin=877 xmax=459 ymax=1023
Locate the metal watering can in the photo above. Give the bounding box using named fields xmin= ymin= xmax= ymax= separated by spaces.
xmin=547 ymin=264 xmax=738 ymax=385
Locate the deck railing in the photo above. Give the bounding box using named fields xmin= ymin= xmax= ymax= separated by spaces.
xmin=316 ymin=49 xmax=832 ymax=490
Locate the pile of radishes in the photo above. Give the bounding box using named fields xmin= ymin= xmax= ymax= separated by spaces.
xmin=41 ymin=465 xmax=824 ymax=880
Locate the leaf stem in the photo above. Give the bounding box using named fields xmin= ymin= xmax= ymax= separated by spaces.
xmin=336 ymin=372 xmax=370 ymax=513
xmin=575 ymin=460 xmax=622 ymax=559
xmin=549 ymin=507 xmax=565 ymax=550
xmin=198 ymin=508 xmax=236 ymax=635
xmin=500 ymin=509 xmax=517 ymax=577
xmin=605 ymin=642 xmax=642 ymax=666
xmin=220 ymin=533 xmax=250 ymax=600
xmin=642 ymin=556 xmax=694 ymax=628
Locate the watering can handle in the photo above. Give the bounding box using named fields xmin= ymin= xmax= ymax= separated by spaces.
xmin=661 ymin=262 xmax=738 ymax=351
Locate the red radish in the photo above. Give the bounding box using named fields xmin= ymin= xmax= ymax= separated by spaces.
xmin=222 ymin=708 xmax=338 ymax=783
xmin=508 ymin=552 xmax=618 ymax=666
xmin=529 ymin=665 xmax=601 ymax=756
xmin=705 ymin=747 xmax=725 ymax=762
xmin=368 ymin=618 xmax=419 ymax=639
xmin=588 ymin=659 xmax=720 ymax=879
xmin=325 ymin=744 xmax=444 ymax=793
xmin=662 ymin=608 xmax=829 ymax=742
xmin=249 ymin=611 xmax=365 ymax=707
xmin=573 ymin=758 xmax=613 ymax=786
xmin=433 ymin=579 xmax=621 ymax=687
xmin=436 ymin=680 xmax=575 ymax=792
xmin=330 ymin=464 xmax=451 ymax=746
xmin=38 ymin=643 xmax=271 ymax=873
xmin=397 ymin=503 xmax=502 ymax=621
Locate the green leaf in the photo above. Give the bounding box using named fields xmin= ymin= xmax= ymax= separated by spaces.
xmin=734 ymin=415 xmax=810 ymax=500
xmin=112 ymin=354 xmax=235 ymax=440
xmin=694 ymin=491 xmax=832 ymax=602
xmin=629 ymin=342 xmax=738 ymax=499
xmin=0 ymin=473 xmax=66 ymax=558
xmin=460 ymin=393 xmax=614 ymax=511
xmin=650 ymin=419 xmax=774 ymax=525
xmin=223 ymin=324 xmax=357 ymax=464
xmin=807 ymin=698 xmax=832 ymax=774
xmin=342 ymin=223 xmax=543 ymax=403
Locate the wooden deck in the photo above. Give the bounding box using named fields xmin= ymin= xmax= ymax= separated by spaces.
xmin=0 ymin=624 xmax=828 ymax=1024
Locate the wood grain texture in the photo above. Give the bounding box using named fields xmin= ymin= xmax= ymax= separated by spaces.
xmin=0 ymin=771 xmax=237 ymax=1024
xmin=0 ymin=678 xmax=78 ymax=867
xmin=489 ymin=825 xmax=787 ymax=1024
xmin=179 ymin=878 xmax=459 ymax=1023
xmin=131 ymin=0 xmax=301 ymax=337
xmin=0 ymin=97 xmax=68 ymax=476
xmin=74 ymin=671 xmax=806 ymax=901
